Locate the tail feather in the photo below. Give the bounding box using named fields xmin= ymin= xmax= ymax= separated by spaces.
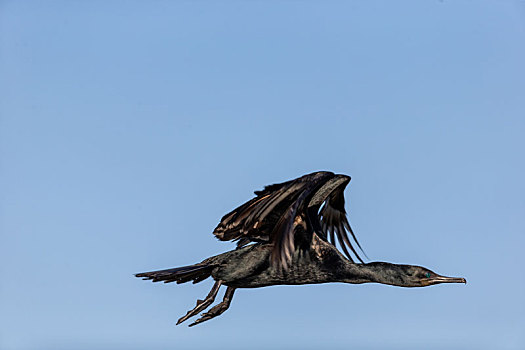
xmin=135 ymin=264 xmax=214 ymax=284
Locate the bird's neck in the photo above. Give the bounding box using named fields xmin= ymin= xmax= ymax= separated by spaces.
xmin=340 ymin=261 xmax=403 ymax=286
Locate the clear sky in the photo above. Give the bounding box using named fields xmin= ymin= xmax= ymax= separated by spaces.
xmin=1 ymin=1 xmax=524 ymax=349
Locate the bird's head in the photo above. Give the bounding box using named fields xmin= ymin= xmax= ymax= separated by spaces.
xmin=365 ymin=262 xmax=467 ymax=287
xmin=402 ymin=265 xmax=467 ymax=287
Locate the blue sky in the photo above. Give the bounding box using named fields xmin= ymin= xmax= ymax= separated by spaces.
xmin=1 ymin=1 xmax=524 ymax=349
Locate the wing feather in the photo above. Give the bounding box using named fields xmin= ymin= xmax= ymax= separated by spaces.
xmin=318 ymin=182 xmax=366 ymax=263
xmin=213 ymin=181 xmax=302 ymax=244
xmin=212 ymin=171 xmax=366 ymax=268
xmin=213 ymin=172 xmax=334 ymax=264
xmin=269 ymin=181 xmax=321 ymax=268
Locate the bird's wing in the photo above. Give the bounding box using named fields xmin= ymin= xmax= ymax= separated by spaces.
xmin=213 ymin=180 xmax=306 ymax=244
xmin=213 ymin=172 xmax=335 ymax=267
xmin=316 ymin=177 xmax=366 ymax=263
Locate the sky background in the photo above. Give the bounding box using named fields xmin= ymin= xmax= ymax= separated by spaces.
xmin=1 ymin=1 xmax=524 ymax=349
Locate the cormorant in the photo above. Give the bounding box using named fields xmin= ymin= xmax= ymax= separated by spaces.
xmin=136 ymin=171 xmax=466 ymax=327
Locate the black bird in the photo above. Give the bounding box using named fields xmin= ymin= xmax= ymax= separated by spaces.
xmin=136 ymin=171 xmax=466 ymax=327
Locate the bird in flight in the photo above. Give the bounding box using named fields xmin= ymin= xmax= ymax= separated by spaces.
xmin=136 ymin=171 xmax=466 ymax=327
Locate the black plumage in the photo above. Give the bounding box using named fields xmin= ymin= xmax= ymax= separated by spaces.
xmin=136 ymin=171 xmax=466 ymax=326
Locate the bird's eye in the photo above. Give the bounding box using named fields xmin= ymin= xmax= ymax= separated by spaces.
xmin=425 ymin=272 xmax=431 ymax=278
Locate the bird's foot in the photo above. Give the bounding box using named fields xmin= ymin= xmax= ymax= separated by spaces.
xmin=188 ymin=302 xmax=229 ymax=327
xmin=177 ymin=298 xmax=212 ymax=325
xmin=188 ymin=286 xmax=235 ymax=327
xmin=176 ymin=281 xmax=221 ymax=325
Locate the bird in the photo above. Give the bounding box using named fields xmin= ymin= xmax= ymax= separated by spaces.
xmin=136 ymin=171 xmax=466 ymax=327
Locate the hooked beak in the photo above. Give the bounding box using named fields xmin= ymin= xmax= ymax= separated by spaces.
xmin=421 ymin=274 xmax=467 ymax=286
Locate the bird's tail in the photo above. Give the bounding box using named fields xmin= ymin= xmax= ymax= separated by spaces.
xmin=135 ymin=263 xmax=214 ymax=284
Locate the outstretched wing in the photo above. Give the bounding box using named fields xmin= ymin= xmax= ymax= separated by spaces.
xmin=213 ymin=171 xmax=335 ymax=267
xmin=213 ymin=171 xmax=366 ymax=268
xmin=317 ymin=178 xmax=366 ymax=263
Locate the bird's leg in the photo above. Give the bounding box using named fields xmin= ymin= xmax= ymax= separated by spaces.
xmin=188 ymin=286 xmax=236 ymax=327
xmin=176 ymin=280 xmax=222 ymax=325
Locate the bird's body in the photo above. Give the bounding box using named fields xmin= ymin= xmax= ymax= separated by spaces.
xmin=136 ymin=171 xmax=466 ymax=326
xmin=205 ymin=234 xmax=349 ymax=288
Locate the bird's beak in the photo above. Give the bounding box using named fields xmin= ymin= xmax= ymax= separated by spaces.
xmin=421 ymin=274 xmax=467 ymax=286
